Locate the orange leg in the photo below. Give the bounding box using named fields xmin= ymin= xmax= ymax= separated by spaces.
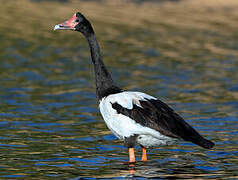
xmin=128 ymin=148 xmax=136 ymax=163
xmin=141 ymin=146 xmax=147 ymax=161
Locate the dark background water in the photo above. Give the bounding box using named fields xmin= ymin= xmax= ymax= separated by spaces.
xmin=0 ymin=0 xmax=237 ymax=179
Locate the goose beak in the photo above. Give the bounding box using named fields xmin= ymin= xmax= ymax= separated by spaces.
xmin=54 ymin=24 xmax=61 ymax=30
xmin=54 ymin=13 xmax=77 ymax=31
xmin=54 ymin=24 xmax=75 ymax=31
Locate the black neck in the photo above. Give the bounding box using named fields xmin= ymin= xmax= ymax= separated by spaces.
xmin=85 ymin=32 xmax=122 ymax=100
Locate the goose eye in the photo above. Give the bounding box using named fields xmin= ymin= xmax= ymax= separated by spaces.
xmin=75 ymin=19 xmax=79 ymax=22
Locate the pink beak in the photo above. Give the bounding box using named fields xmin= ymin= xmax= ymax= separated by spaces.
xmin=54 ymin=13 xmax=77 ymax=31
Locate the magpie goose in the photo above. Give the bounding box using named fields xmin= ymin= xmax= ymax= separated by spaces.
xmin=54 ymin=12 xmax=214 ymax=163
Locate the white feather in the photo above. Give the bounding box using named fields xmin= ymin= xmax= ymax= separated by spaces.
xmin=99 ymin=91 xmax=176 ymax=147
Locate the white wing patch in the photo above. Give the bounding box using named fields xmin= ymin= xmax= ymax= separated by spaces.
xmin=99 ymin=91 xmax=168 ymax=141
xmin=100 ymin=91 xmax=156 ymax=110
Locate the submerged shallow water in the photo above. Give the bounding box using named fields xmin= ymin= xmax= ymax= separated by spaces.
xmin=0 ymin=1 xmax=238 ymax=179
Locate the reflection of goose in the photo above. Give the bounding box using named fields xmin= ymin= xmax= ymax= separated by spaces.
xmin=54 ymin=12 xmax=214 ymax=163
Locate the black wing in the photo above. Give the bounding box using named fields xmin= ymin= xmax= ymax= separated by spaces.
xmin=111 ymin=98 xmax=214 ymax=149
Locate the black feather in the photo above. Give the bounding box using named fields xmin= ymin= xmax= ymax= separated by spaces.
xmin=111 ymin=98 xmax=214 ymax=149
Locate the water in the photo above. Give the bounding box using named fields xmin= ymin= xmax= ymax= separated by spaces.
xmin=0 ymin=0 xmax=238 ymax=179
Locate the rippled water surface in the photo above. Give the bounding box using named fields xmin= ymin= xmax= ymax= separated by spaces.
xmin=0 ymin=0 xmax=238 ymax=179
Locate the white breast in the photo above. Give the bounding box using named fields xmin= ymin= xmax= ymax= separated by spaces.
xmin=99 ymin=91 xmax=174 ymax=147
